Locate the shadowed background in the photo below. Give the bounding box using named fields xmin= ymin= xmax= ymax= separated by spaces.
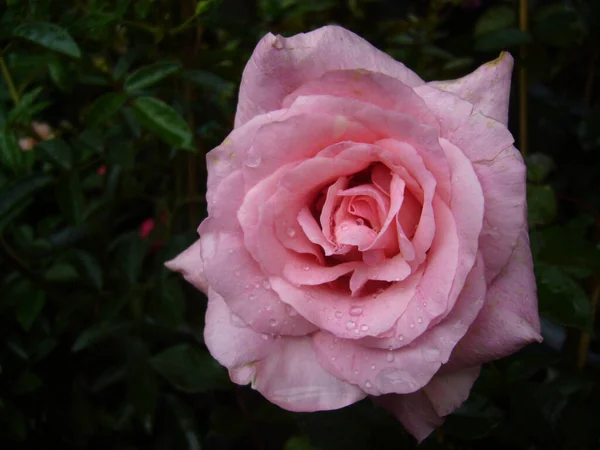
xmin=1 ymin=0 xmax=599 ymax=449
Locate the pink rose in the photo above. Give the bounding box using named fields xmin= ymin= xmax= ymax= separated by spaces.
xmin=166 ymin=26 xmax=541 ymax=441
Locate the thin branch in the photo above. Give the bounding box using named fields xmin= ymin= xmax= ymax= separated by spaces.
xmin=0 ymin=56 xmax=20 ymax=105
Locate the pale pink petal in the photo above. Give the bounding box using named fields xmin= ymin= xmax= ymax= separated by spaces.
xmin=320 ymin=177 xmax=349 ymax=245
xmin=376 ymin=392 xmax=443 ymax=443
xmin=253 ymin=337 xmax=367 ymax=412
xmin=430 ymin=52 xmax=514 ymax=125
xmin=447 ymin=228 xmax=542 ymax=369
xmin=423 ymin=366 xmax=481 ymax=416
xmin=204 ymin=288 xmax=276 ymax=369
xmin=473 ymin=145 xmax=527 ymax=281
xmin=199 ymin=228 xmax=317 ymax=336
xmin=312 ymin=255 xmax=486 ymax=395
xmin=282 ymin=70 xmax=437 ymax=127
xmin=297 ymin=206 xmax=337 ymax=255
xmin=236 ymin=26 xmax=424 ymax=127
xmin=164 ymin=239 xmax=209 ymax=294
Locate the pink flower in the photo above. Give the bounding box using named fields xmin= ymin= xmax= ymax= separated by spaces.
xmin=31 ymin=121 xmax=54 ymax=141
xmin=97 ymin=165 xmax=107 ymax=176
xmin=166 ymin=26 xmax=541 ymax=441
xmin=139 ymin=218 xmax=155 ymax=238
xmin=18 ymin=137 xmax=37 ymax=151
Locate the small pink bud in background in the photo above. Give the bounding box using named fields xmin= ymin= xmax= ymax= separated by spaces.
xmin=31 ymin=121 xmax=54 ymax=141
xmin=97 ymin=165 xmax=107 ymax=176
xmin=139 ymin=218 xmax=156 ymax=238
xmin=18 ymin=137 xmax=37 ymax=151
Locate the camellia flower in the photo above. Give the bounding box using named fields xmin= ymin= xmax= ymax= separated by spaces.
xmin=166 ymin=26 xmax=541 ymax=441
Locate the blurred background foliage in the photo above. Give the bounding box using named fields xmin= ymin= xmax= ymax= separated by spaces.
xmin=0 ymin=0 xmax=600 ymax=449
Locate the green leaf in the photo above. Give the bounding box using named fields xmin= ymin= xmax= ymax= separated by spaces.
xmin=124 ymin=61 xmax=182 ymax=92
xmin=72 ymin=250 xmax=103 ymax=290
xmin=45 ymin=262 xmax=79 ymax=283
xmin=474 ymin=5 xmax=517 ymax=37
xmin=14 ymin=370 xmax=43 ymax=394
xmin=12 ymin=22 xmax=81 ymax=58
xmin=527 ymin=184 xmax=557 ymax=227
xmin=131 ymin=96 xmax=193 ymax=149
xmin=475 ymin=29 xmax=532 ymax=52
xmin=72 ymin=320 xmax=130 ymax=352
xmin=36 ymin=139 xmax=73 ymax=170
xmin=12 ymin=280 xmax=46 ymax=331
xmin=0 ymin=174 xmax=52 ymax=218
xmin=0 ymin=127 xmax=27 ymax=172
xmin=151 ymin=344 xmax=227 ymax=393
xmin=115 ymin=233 xmax=149 ymax=284
xmin=91 ymin=367 xmax=126 ymax=393
xmin=284 ymin=436 xmax=316 ymax=450
xmin=536 ymin=264 xmax=592 ymax=330
xmin=195 ymin=0 xmax=215 ymax=15
xmin=127 ymin=338 xmax=158 ymax=432
xmin=56 ymin=172 xmax=85 ymax=225
xmin=527 ymin=153 xmax=555 ymax=182
xmin=86 ymin=93 xmax=128 ymax=128
xmin=165 ymin=395 xmax=202 ymax=450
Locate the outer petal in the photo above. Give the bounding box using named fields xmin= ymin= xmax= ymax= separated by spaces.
xmin=429 ymin=52 xmax=514 ymax=126
xmin=205 ymin=290 xmax=366 ymax=412
xmin=164 ymin=239 xmax=208 ymax=294
xmin=376 ymin=366 xmax=480 ymax=442
xmin=235 ymin=25 xmax=424 ymax=127
xmin=253 ymin=337 xmax=367 ymax=412
xmin=448 ymin=228 xmax=542 ymax=369
xmin=376 ymin=392 xmax=443 ymax=443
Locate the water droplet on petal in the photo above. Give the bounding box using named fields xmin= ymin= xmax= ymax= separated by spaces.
xmin=228 ymin=249 xmax=234 ymax=254
xmin=302 ymin=265 xmax=310 ymax=271
xmin=346 ymin=320 xmax=356 ymax=329
xmin=409 ymin=322 xmax=415 ymax=328
xmin=248 ymin=294 xmax=255 ymax=300
xmin=371 ymin=364 xmax=376 ymax=370
xmin=335 ymin=311 xmax=343 ymax=318
xmin=286 ymin=228 xmax=296 ymax=238
xmin=286 ymin=305 xmax=298 ymax=316
xmin=397 ymin=334 xmax=404 ymax=341
xmin=356 ymin=218 xmax=365 ymax=226
xmin=331 ymin=356 xmax=337 ymax=361
xmin=360 ymin=324 xmax=369 ymax=332
xmin=234 ymin=270 xmax=241 ymax=276
xmin=261 ymin=334 xmax=269 ymax=340
xmin=423 ymin=302 xmax=427 ymax=307
xmin=269 ymin=318 xmax=277 ymax=327
xmin=341 ymin=224 xmax=349 ymax=231
xmin=417 ymin=317 xmax=423 ymax=323
xmin=262 ymin=280 xmax=271 ymax=289
xmin=387 ymin=352 xmax=394 ymax=362
xmin=354 ymin=328 xmax=360 ymax=334
xmin=365 ymin=380 xmax=373 ymax=388
xmin=245 ymin=150 xmax=261 ymax=168
xmin=349 ymin=306 xmax=363 ymax=316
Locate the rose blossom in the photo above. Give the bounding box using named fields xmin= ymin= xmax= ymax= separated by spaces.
xmin=166 ymin=26 xmax=541 ymax=441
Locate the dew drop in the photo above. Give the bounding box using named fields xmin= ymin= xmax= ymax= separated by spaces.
xmin=409 ymin=322 xmax=415 ymax=328
xmin=331 ymin=356 xmax=337 ymax=361
xmin=354 ymin=328 xmax=360 ymax=334
xmin=335 ymin=311 xmax=343 ymax=319
xmin=269 ymin=318 xmax=277 ymax=327
xmin=254 ymin=281 xmax=261 ymax=288
xmin=356 ymin=218 xmax=365 ymax=226
xmin=346 ymin=320 xmax=356 ymax=329
xmin=417 ymin=317 xmax=423 ymax=324
xmin=349 ymin=306 xmax=363 ymax=316
xmin=262 ymin=280 xmax=271 ymax=289
xmin=354 ymin=370 xmax=359 ymax=375
xmin=423 ymin=302 xmax=427 ymax=307
xmin=234 ymin=270 xmax=241 ymax=276
xmin=248 ymin=294 xmax=255 ymax=301
xmin=286 ymin=227 xmax=296 ymax=238
xmin=360 ymin=324 xmax=369 ymax=332
xmin=228 ymin=249 xmax=234 ymax=254
xmin=365 ymin=380 xmax=373 ymax=389
xmin=387 ymin=352 xmax=395 ymax=362
xmin=286 ymin=305 xmax=298 ymax=316
xmin=397 ymin=334 xmax=404 ymax=341
xmin=371 ymin=364 xmax=376 ymax=370
xmin=261 ymin=334 xmax=269 ymax=340
xmin=341 ymin=224 xmax=349 ymax=231
xmin=245 ymin=150 xmax=262 ymax=168
xmin=303 ymin=265 xmax=310 ymax=271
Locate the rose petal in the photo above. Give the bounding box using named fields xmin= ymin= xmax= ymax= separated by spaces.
xmin=430 ymin=52 xmax=514 ymax=125
xmin=447 ymin=228 xmax=542 ymax=369
xmin=376 ymin=392 xmax=443 ymax=443
xmin=236 ymin=26 xmax=424 ymax=127
xmin=164 ymin=239 xmax=209 ymax=294
xmin=423 ymin=366 xmax=481 ymax=417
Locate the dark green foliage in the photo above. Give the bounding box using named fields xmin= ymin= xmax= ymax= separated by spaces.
xmin=0 ymin=0 xmax=599 ymax=449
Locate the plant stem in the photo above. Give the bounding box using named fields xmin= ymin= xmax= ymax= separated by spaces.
xmin=0 ymin=56 xmax=20 ymax=105
xmin=519 ymin=0 xmax=528 ymax=157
